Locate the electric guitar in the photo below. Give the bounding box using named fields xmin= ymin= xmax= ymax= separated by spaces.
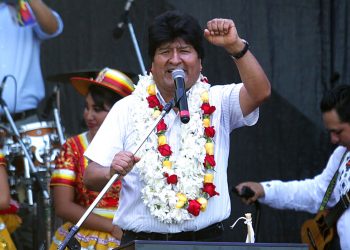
xmin=301 ymin=191 xmax=350 ymax=250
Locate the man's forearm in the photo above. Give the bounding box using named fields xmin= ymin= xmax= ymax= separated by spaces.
xmin=29 ymin=0 xmax=59 ymax=34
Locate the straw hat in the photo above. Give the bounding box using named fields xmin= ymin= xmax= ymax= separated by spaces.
xmin=70 ymin=67 xmax=135 ymax=97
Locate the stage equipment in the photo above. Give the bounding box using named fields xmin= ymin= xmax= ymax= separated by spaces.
xmin=113 ymin=0 xmax=146 ymax=75
xmin=116 ymin=240 xmax=309 ymax=250
xmin=0 ymin=93 xmax=53 ymax=249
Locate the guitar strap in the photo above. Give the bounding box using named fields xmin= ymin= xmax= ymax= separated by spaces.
xmin=318 ymin=149 xmax=348 ymax=211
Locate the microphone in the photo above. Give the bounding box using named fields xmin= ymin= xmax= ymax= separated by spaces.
xmin=0 ymin=75 xmax=8 ymax=98
xmin=113 ymin=0 xmax=134 ymax=39
xmin=172 ymin=69 xmax=190 ymax=124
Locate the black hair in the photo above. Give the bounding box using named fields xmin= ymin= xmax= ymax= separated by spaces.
xmin=148 ymin=10 xmax=204 ymax=60
xmin=88 ymin=85 xmax=122 ymax=111
xmin=320 ymin=84 xmax=350 ymax=123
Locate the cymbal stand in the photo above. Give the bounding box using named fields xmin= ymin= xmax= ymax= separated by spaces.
xmin=35 ymin=145 xmax=54 ymax=250
xmin=58 ymin=100 xmax=174 ymax=250
xmin=41 ymin=84 xmax=65 ymax=249
xmin=52 ymin=85 xmax=65 ymax=145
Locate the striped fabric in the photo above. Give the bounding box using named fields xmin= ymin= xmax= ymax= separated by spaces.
xmin=50 ymin=132 xmax=121 ymax=249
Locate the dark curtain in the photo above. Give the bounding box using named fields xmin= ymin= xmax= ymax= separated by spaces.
xmin=40 ymin=0 xmax=350 ymax=244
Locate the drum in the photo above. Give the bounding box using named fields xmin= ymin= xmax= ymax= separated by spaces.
xmin=3 ymin=121 xmax=61 ymax=174
xmin=18 ymin=121 xmax=61 ymax=170
xmin=1 ymin=122 xmax=61 ymax=249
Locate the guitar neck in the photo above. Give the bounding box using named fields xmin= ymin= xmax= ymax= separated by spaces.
xmin=325 ymin=191 xmax=350 ymax=227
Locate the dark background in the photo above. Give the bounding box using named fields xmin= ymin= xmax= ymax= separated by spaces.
xmin=40 ymin=0 xmax=349 ymax=244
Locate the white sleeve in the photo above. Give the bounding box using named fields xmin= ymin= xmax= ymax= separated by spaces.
xmin=259 ymin=146 xmax=347 ymax=213
xmin=210 ymin=83 xmax=259 ymax=132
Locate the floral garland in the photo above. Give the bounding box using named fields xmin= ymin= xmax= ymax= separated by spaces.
xmin=131 ymin=73 xmax=219 ymax=223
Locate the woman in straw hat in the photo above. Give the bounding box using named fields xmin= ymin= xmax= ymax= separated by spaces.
xmin=49 ymin=68 xmax=134 ymax=250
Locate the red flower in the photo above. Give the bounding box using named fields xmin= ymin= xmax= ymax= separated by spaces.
xmin=157 ymin=119 xmax=167 ymax=132
xmin=147 ymin=95 xmax=161 ymax=108
xmin=204 ymin=126 xmax=215 ymax=138
xmin=202 ymin=183 xmax=219 ymax=197
xmin=187 ymin=199 xmax=201 ymax=216
xmin=201 ymin=76 xmax=209 ymax=83
xmin=158 ymin=144 xmax=172 ymax=156
xmin=346 ymin=160 xmax=350 ymax=167
xmin=203 ymin=154 xmax=216 ymax=168
xmin=201 ymin=103 xmax=216 ymax=115
xmin=166 ymin=174 xmax=178 ymax=184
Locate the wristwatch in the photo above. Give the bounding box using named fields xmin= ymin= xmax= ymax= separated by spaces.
xmin=230 ymin=39 xmax=249 ymax=60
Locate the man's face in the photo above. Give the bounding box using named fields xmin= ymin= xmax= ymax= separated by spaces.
xmin=151 ymin=38 xmax=202 ymax=102
xmin=322 ymin=109 xmax=350 ymax=150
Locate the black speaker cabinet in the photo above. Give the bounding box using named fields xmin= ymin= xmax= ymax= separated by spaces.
xmin=117 ymin=240 xmax=309 ymax=250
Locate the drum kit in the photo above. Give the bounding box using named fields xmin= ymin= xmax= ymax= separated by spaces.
xmin=0 ymin=70 xmax=101 ymax=250
xmin=1 ymin=121 xmax=61 ymax=249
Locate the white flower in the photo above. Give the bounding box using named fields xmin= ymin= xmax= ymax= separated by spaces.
xmin=131 ymin=73 xmax=215 ymax=223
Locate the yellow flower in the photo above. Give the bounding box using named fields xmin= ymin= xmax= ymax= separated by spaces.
xmin=177 ymin=193 xmax=187 ymax=202
xmin=197 ymin=197 xmax=208 ymax=212
xmin=204 ymin=173 xmax=214 ymax=183
xmin=201 ymin=91 xmax=209 ymax=102
xmin=152 ymin=109 xmax=161 ymax=119
xmin=203 ymin=117 xmax=210 ymax=127
xmin=175 ymin=193 xmax=187 ymax=208
xmin=162 ymin=160 xmax=172 ymax=169
xmin=147 ymin=84 xmax=156 ymax=95
xmin=158 ymin=134 xmax=167 ymax=145
xmin=205 ymin=142 xmax=214 ymax=155
xmin=176 ymin=200 xmax=185 ymax=208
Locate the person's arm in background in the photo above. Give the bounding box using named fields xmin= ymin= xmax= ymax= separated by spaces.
xmin=235 ymin=182 xmax=265 ymax=205
xmin=0 ymin=164 xmax=11 ymax=210
xmin=52 ymin=138 xmax=123 ymax=240
xmin=204 ymin=18 xmax=271 ymax=116
xmin=52 ymin=186 xmax=123 ymax=240
xmin=29 ymin=0 xmax=60 ymax=34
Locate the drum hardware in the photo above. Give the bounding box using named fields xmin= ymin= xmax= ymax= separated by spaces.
xmin=1 ymin=96 xmax=52 ymax=250
xmin=1 ymin=78 xmax=63 ymax=250
xmin=52 ymin=85 xmax=66 ymax=146
xmin=38 ymin=84 xmax=66 ymax=249
xmin=7 ymin=164 xmax=18 ymax=200
xmin=1 ymin=98 xmax=49 ymax=202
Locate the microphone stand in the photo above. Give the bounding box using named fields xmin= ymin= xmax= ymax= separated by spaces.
xmin=126 ymin=16 xmax=146 ymax=75
xmin=58 ymin=100 xmax=175 ymax=250
xmin=114 ymin=0 xmax=146 ymax=75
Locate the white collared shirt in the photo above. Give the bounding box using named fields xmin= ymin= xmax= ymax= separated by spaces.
xmin=260 ymin=146 xmax=350 ymax=249
xmin=85 ymin=82 xmax=259 ymax=233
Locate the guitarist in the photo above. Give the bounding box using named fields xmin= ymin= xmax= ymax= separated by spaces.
xmin=236 ymin=84 xmax=350 ymax=249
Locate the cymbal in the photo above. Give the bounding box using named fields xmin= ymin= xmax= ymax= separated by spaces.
xmin=46 ymin=70 xmax=99 ymax=83
xmin=46 ymin=69 xmax=137 ymax=83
